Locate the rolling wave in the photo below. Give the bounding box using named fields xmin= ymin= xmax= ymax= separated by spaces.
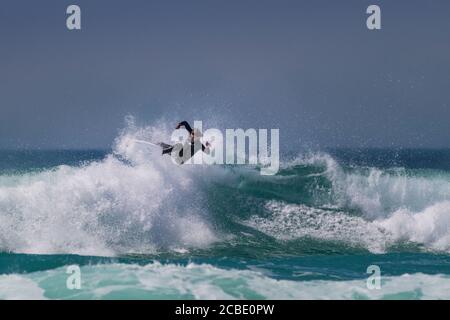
xmin=0 ymin=121 xmax=450 ymax=256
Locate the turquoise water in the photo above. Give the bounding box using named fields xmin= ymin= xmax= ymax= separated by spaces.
xmin=1 ymin=138 xmax=450 ymax=299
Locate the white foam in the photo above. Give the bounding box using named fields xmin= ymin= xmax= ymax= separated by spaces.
xmin=0 ymin=275 xmax=46 ymax=300
xmin=334 ymin=168 xmax=450 ymax=219
xmin=377 ymin=201 xmax=450 ymax=252
xmin=1 ymin=263 xmax=449 ymax=300
xmin=286 ymin=153 xmax=450 ymax=218
xmin=246 ymin=201 xmax=390 ymax=253
xmin=0 ymin=118 xmax=218 ymax=256
xmin=329 ymin=165 xmax=450 ymax=253
xmin=261 ymin=153 xmax=450 ymax=253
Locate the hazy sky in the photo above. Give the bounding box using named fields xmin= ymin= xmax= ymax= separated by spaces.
xmin=1 ymin=0 xmax=450 ymax=149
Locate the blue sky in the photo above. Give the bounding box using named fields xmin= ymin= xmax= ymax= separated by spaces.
xmin=1 ymin=0 xmax=450 ymax=149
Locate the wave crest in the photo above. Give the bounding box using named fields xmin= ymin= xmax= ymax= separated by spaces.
xmin=0 ymin=120 xmax=217 ymax=256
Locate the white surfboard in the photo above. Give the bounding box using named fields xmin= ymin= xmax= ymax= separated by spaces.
xmin=132 ymin=139 xmax=160 ymax=147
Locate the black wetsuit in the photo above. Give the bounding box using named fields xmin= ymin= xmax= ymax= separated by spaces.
xmin=162 ymin=121 xmax=208 ymax=159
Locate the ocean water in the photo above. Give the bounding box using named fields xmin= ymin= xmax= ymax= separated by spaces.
xmin=1 ymin=124 xmax=450 ymax=300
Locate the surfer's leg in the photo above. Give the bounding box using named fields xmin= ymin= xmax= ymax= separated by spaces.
xmin=158 ymin=142 xmax=174 ymax=155
xmin=162 ymin=147 xmax=172 ymax=155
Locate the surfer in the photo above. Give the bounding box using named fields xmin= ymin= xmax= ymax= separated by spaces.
xmin=160 ymin=121 xmax=211 ymax=164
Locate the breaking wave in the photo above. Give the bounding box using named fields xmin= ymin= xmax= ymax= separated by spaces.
xmin=0 ymin=119 xmax=450 ymax=256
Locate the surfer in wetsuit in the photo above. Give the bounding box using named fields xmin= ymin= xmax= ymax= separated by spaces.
xmin=161 ymin=121 xmax=210 ymax=164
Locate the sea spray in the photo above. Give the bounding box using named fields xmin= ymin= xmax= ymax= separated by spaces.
xmin=1 ymin=120 xmax=450 ymax=257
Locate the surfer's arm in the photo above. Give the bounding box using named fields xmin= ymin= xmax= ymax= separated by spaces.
xmin=176 ymin=121 xmax=193 ymax=134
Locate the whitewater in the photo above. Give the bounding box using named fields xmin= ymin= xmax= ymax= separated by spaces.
xmin=1 ymin=120 xmax=450 ymax=299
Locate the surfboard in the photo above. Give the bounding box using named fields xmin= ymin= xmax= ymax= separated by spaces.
xmin=131 ymin=139 xmax=201 ymax=165
xmin=132 ymin=139 xmax=160 ymax=147
xmin=132 ymin=139 xmax=174 ymax=157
